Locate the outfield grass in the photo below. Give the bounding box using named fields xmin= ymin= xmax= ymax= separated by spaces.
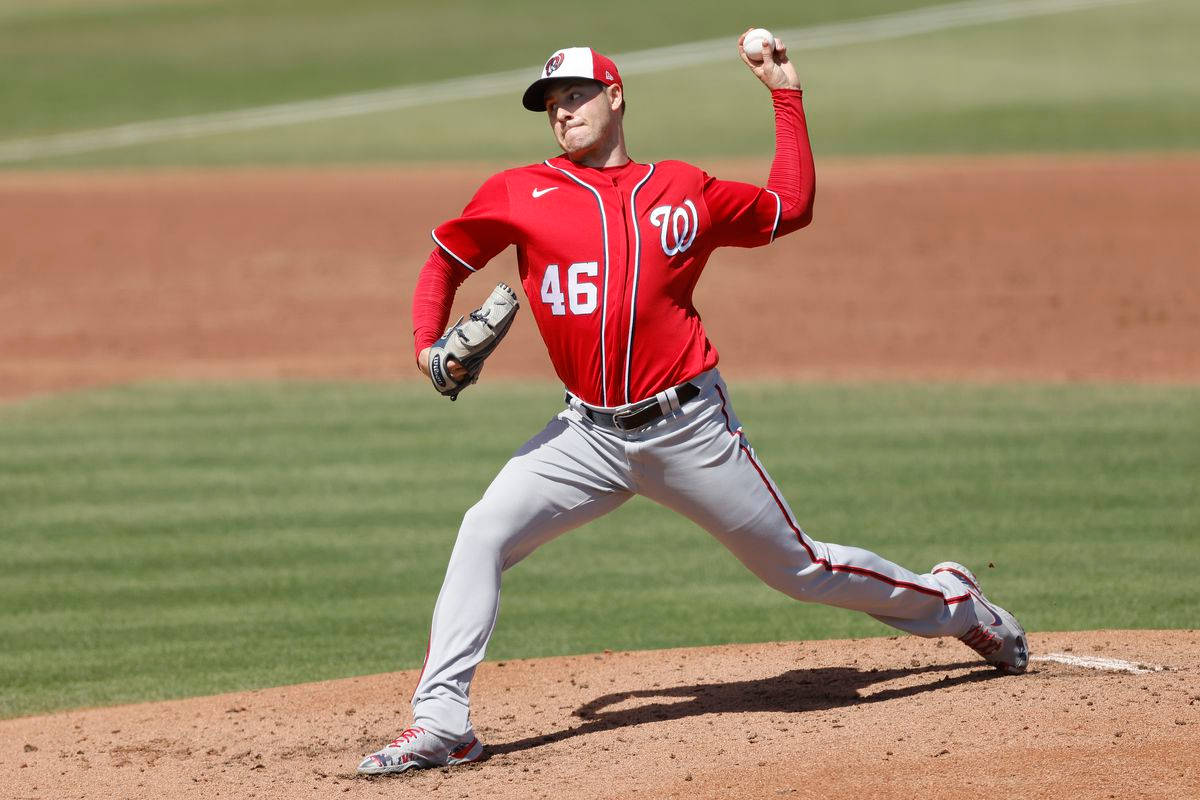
xmin=3 ymin=0 xmax=1198 ymax=166
xmin=2 ymin=381 xmax=1197 ymax=718
xmin=0 ymin=0 xmax=928 ymax=139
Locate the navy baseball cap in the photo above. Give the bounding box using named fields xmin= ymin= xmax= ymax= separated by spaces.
xmin=521 ymin=47 xmax=623 ymax=112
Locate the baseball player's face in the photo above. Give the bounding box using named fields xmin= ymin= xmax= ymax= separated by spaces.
xmin=544 ymin=81 xmax=622 ymax=162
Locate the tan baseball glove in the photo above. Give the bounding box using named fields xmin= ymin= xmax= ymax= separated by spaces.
xmin=427 ymin=282 xmax=520 ymax=401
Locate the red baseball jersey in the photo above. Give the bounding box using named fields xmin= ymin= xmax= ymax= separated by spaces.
xmin=415 ymin=89 xmax=815 ymax=407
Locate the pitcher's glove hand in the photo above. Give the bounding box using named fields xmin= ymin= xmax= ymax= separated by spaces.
xmin=427 ymin=282 xmax=520 ymax=400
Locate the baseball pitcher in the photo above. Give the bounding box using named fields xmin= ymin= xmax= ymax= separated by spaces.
xmin=358 ymin=31 xmax=1028 ymax=776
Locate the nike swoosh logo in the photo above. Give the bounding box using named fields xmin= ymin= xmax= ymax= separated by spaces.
xmin=971 ymin=589 xmax=1004 ymax=627
xmin=532 ymin=187 xmax=558 ymax=198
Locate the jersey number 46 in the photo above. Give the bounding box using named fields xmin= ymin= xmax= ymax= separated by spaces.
xmin=540 ymin=262 xmax=598 ymax=316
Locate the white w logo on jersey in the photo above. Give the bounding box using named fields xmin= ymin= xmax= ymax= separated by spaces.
xmin=649 ymin=200 xmax=699 ymax=257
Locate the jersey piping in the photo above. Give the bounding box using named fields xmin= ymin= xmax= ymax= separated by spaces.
xmin=766 ymin=189 xmax=782 ymax=244
xmin=544 ymin=160 xmax=612 ymax=406
xmin=431 ymin=231 xmax=478 ymax=272
xmin=623 ymin=163 xmax=656 ymax=405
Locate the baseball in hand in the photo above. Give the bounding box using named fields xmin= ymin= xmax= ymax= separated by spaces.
xmin=742 ymin=28 xmax=776 ymax=62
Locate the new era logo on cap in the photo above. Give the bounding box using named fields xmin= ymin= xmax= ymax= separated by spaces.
xmin=522 ymin=46 xmax=623 ymax=111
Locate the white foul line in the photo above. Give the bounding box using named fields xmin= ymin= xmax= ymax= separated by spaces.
xmin=1031 ymin=653 xmax=1166 ymax=673
xmin=0 ymin=0 xmax=1144 ymax=165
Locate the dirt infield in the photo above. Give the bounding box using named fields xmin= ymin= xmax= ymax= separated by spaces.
xmin=2 ymin=155 xmax=1199 ymax=401
xmin=2 ymin=631 xmax=1197 ymax=800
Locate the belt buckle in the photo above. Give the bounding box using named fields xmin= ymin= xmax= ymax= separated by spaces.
xmin=612 ymin=398 xmax=658 ymax=431
xmin=611 ymin=407 xmax=639 ymax=430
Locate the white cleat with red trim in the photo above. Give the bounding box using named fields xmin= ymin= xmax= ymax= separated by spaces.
xmin=357 ymin=726 xmax=484 ymax=775
xmin=933 ymin=561 xmax=1029 ymax=675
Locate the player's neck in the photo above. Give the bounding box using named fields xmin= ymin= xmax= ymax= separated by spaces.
xmin=567 ymin=130 xmax=630 ymax=170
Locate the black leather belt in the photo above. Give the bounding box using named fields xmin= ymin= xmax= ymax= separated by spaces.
xmin=573 ymin=382 xmax=701 ymax=431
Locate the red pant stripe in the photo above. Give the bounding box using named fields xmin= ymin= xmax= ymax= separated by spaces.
xmin=714 ymin=385 xmax=951 ymax=604
xmin=410 ymin=636 xmax=431 ymax=704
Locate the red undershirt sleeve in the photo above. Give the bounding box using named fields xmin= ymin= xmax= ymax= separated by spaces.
xmin=412 ymin=248 xmax=472 ymax=360
xmin=766 ymin=88 xmax=816 ymax=236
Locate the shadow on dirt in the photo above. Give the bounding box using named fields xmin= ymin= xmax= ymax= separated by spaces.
xmin=484 ymin=659 xmax=1005 ymax=759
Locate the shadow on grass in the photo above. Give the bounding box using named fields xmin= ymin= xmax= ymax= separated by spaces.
xmin=484 ymin=659 xmax=1004 ymax=759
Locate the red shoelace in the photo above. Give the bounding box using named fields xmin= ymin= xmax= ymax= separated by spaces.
xmin=387 ymin=727 xmax=425 ymax=748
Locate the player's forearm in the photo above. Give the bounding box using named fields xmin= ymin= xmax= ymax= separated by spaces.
xmin=767 ymin=89 xmax=815 ymax=233
xmin=412 ymin=248 xmax=471 ymax=365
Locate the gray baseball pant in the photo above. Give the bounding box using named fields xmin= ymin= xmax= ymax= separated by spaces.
xmin=411 ymin=368 xmax=977 ymax=741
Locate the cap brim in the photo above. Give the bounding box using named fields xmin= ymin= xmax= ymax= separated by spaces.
xmin=521 ymin=76 xmax=606 ymax=112
xmin=521 ymin=78 xmax=557 ymax=112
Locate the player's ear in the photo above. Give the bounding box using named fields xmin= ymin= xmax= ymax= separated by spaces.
xmin=607 ymin=83 xmax=623 ymax=114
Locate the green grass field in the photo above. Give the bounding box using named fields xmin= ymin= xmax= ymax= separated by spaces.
xmin=2 ymin=0 xmax=1197 ymax=166
xmin=3 ymin=381 xmax=1197 ymax=718
xmin=0 ymin=0 xmax=938 ymax=139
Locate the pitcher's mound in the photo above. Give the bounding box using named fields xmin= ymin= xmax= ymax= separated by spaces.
xmin=2 ymin=630 xmax=1197 ymax=799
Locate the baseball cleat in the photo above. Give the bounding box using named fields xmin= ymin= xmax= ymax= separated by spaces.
xmin=933 ymin=561 xmax=1029 ymax=674
xmin=357 ymin=726 xmax=484 ymax=776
